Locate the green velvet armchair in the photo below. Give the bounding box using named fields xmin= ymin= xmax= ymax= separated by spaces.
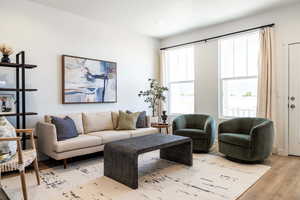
xmin=172 ymin=114 xmax=216 ymax=152
xmin=218 ymin=117 xmax=274 ymax=162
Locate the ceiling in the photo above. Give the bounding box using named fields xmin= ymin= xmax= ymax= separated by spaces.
xmin=29 ymin=0 xmax=299 ymax=38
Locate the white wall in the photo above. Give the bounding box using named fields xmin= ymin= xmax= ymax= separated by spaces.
xmin=0 ymin=0 xmax=160 ymax=127
xmin=194 ymin=41 xmax=218 ymax=119
xmin=161 ymin=2 xmax=300 ymax=155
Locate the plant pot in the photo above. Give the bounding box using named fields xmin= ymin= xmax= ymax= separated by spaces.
xmin=1 ymin=55 xmax=10 ymax=63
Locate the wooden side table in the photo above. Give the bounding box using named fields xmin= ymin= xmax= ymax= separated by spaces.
xmin=151 ymin=123 xmax=171 ymax=134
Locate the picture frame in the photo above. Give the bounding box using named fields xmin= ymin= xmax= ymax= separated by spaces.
xmin=62 ymin=55 xmax=117 ymax=104
xmin=0 ymin=94 xmax=16 ymax=114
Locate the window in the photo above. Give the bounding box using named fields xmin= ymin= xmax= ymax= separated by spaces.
xmin=219 ymin=31 xmax=260 ymax=118
xmin=165 ymin=47 xmax=194 ymax=114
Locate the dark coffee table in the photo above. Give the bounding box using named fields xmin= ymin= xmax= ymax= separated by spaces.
xmin=104 ymin=134 xmax=193 ymax=189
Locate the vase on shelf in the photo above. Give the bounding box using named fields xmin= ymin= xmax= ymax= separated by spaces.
xmin=1 ymin=55 xmax=11 ymax=63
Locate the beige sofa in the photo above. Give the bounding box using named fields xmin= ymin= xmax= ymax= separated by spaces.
xmin=37 ymin=112 xmax=158 ymax=168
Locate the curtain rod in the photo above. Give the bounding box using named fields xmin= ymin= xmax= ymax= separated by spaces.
xmin=160 ymin=23 xmax=275 ymax=50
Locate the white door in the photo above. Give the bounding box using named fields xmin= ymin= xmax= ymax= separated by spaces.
xmin=288 ymin=43 xmax=300 ymax=156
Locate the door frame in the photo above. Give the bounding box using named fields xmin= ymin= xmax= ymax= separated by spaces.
xmin=287 ymin=42 xmax=300 ymax=155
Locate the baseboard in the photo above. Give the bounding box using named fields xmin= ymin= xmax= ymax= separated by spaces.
xmin=276 ymin=148 xmax=288 ymax=156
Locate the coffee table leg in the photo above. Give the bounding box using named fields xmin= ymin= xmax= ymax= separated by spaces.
xmin=160 ymin=141 xmax=193 ymax=166
xmin=104 ymin=146 xmax=138 ymax=189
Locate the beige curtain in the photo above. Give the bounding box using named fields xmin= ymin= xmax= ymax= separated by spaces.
xmin=257 ymin=27 xmax=275 ymax=119
xmin=158 ymin=50 xmax=167 ymax=116
xmin=257 ymin=27 xmax=278 ymax=152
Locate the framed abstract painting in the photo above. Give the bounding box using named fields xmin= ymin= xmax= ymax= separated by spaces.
xmin=62 ymin=55 xmax=117 ymax=104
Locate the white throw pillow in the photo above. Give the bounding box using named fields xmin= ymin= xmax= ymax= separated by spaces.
xmin=83 ymin=112 xmax=113 ymax=133
xmin=0 ymin=117 xmax=17 ymax=163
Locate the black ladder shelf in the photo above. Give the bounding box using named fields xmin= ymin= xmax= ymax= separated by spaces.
xmin=0 ymin=51 xmax=38 ymax=148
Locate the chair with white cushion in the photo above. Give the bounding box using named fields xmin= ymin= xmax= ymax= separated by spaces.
xmin=0 ymin=128 xmax=40 ymax=200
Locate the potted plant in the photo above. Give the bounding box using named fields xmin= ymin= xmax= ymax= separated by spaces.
xmin=138 ymin=79 xmax=168 ymax=123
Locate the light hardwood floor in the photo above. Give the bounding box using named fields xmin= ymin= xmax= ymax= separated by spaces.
xmin=238 ymin=155 xmax=300 ymax=200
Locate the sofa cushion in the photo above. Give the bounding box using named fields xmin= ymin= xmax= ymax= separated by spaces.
xmin=117 ymin=111 xmax=140 ymax=130
xmin=45 ymin=113 xmax=84 ymax=134
xmin=51 ymin=116 xmax=79 ymax=141
xmin=83 ymin=112 xmax=113 ymax=133
xmin=88 ymin=130 xmax=131 ymax=144
xmin=54 ymin=135 xmax=102 ymax=153
xmin=219 ymin=133 xmax=251 ymax=148
xmin=111 ymin=111 xmax=119 ymax=129
xmin=126 ymin=110 xmax=147 ymax=128
xmin=174 ymin=128 xmax=208 ymax=139
xmin=130 ymin=128 xmax=158 ymax=137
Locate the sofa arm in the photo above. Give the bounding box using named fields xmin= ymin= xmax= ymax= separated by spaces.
xmin=204 ymin=117 xmax=217 ymax=147
xmin=36 ymin=122 xmax=58 ymax=156
xmin=250 ymin=120 xmax=274 ymax=158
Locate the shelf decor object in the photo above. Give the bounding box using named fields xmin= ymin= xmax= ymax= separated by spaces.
xmin=0 ymin=44 xmax=14 ymax=63
xmin=0 ymin=51 xmax=38 ymax=148
xmin=62 ymin=55 xmax=117 ymax=104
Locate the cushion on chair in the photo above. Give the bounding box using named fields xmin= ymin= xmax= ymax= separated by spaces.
xmin=0 ymin=117 xmax=17 ymax=163
xmin=219 ymin=133 xmax=251 ymax=148
xmin=54 ymin=135 xmax=102 ymax=153
xmin=0 ymin=149 xmax=36 ymax=173
xmin=51 ymin=116 xmax=79 ymax=141
xmin=174 ymin=128 xmax=208 ymax=139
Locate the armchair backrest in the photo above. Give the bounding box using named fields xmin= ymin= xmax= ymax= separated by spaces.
xmin=173 ymin=114 xmax=210 ymax=130
xmin=219 ymin=117 xmax=269 ymax=135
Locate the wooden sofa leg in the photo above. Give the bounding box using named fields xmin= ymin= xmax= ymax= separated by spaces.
xmin=63 ymin=159 xmax=67 ymax=169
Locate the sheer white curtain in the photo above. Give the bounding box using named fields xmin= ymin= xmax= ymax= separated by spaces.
xmin=256 ymin=27 xmax=278 ymax=151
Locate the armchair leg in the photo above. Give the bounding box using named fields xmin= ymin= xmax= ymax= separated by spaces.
xmin=63 ymin=159 xmax=67 ymax=169
xmin=20 ymin=170 xmax=28 ymax=200
xmin=33 ymin=158 xmax=40 ymax=185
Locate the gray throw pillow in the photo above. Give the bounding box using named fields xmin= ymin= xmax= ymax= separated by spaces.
xmin=126 ymin=110 xmax=147 ymax=128
xmin=51 ymin=116 xmax=78 ymax=141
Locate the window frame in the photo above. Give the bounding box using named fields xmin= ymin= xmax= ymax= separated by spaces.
xmin=218 ymin=31 xmax=259 ymax=119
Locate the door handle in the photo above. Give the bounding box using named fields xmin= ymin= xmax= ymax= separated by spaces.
xmin=291 ymin=104 xmax=296 ymax=109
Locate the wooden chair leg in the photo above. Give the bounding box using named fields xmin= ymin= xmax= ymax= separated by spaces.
xmin=20 ymin=170 xmax=28 ymax=200
xmin=63 ymin=159 xmax=67 ymax=169
xmin=33 ymin=159 xmax=41 ymax=185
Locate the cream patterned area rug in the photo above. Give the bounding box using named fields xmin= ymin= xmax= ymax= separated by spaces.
xmin=1 ymin=151 xmax=270 ymax=200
